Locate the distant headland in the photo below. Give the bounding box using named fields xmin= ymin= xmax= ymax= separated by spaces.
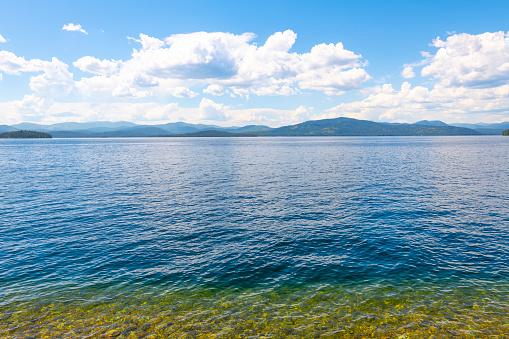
xmin=3 ymin=117 xmax=509 ymax=138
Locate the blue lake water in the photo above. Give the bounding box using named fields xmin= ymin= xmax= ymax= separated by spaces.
xmin=1 ymin=136 xmax=509 ymax=338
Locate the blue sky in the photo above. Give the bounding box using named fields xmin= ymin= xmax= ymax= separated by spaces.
xmin=1 ymin=0 xmax=509 ymax=126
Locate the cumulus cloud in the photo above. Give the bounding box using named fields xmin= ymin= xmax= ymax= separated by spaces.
xmin=203 ymin=84 xmax=224 ymax=96
xmin=250 ymin=85 xmax=298 ymax=96
xmin=0 ymin=51 xmax=74 ymax=119
xmin=297 ymin=67 xmax=369 ymax=95
xmin=229 ymin=31 xmax=370 ymax=95
xmin=62 ymin=23 xmax=88 ymax=34
xmin=199 ymin=98 xmax=228 ymax=120
xmin=322 ymin=31 xmax=509 ymax=123
xmin=0 ymin=52 xmax=74 ymax=96
xmin=0 ymin=51 xmax=34 ymax=74
xmin=127 ymin=34 xmax=165 ymax=50
xmin=0 ymin=34 xmax=7 ymax=43
xmin=401 ymin=66 xmax=415 ymax=79
xmin=219 ymin=105 xmax=314 ymax=126
xmin=170 ymin=86 xmax=198 ymax=98
xmin=326 ymin=81 xmax=509 ymax=123
xmin=73 ymin=30 xmax=370 ymax=100
xmin=74 ymin=56 xmax=121 ymax=76
xmin=422 ymin=31 xmax=509 ymax=88
xmin=28 ymin=58 xmax=74 ymax=97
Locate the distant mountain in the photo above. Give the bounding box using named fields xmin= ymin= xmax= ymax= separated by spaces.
xmin=380 ymin=120 xmax=448 ymax=126
xmin=150 ymin=122 xmax=272 ymax=134
xmin=450 ymin=121 xmax=509 ymax=135
xmin=121 ymin=126 xmax=174 ymax=135
xmin=413 ymin=120 xmax=449 ymax=126
xmin=6 ymin=121 xmax=273 ymax=137
xmin=230 ymin=125 xmax=273 ymax=133
xmin=258 ymin=117 xmax=480 ymax=136
xmin=153 ymin=122 xmax=206 ymax=134
xmin=11 ymin=121 xmax=137 ymax=132
xmin=50 ymin=131 xmax=95 ymax=138
xmin=0 ymin=125 xmax=17 ymax=133
xmin=166 ymin=130 xmax=260 ymax=137
xmin=10 ymin=122 xmax=48 ymax=132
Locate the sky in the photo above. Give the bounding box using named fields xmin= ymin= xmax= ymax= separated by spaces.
xmin=1 ymin=0 xmax=509 ymax=126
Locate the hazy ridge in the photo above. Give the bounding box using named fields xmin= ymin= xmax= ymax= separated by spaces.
xmin=5 ymin=117 xmax=509 ymax=137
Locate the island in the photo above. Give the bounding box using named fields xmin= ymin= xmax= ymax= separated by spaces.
xmin=0 ymin=130 xmax=52 ymax=138
xmin=503 ymin=129 xmax=509 ymax=136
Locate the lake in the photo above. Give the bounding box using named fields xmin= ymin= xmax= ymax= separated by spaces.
xmin=1 ymin=136 xmax=508 ymax=337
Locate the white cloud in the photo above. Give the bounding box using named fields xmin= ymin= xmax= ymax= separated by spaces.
xmin=73 ymin=30 xmax=370 ymax=100
xmin=127 ymin=33 xmax=165 ymax=50
xmin=228 ymin=31 xmax=370 ymax=95
xmin=170 ymin=86 xmax=198 ymax=98
xmin=0 ymin=34 xmax=7 ymax=43
xmin=401 ymin=66 xmax=415 ymax=79
xmin=0 ymin=101 xmax=21 ymax=124
xmin=62 ymin=23 xmax=88 ymax=35
xmin=422 ymin=31 xmax=509 ymax=88
xmin=199 ymin=98 xmax=228 ymax=121
xmin=232 ymin=88 xmax=250 ymax=99
xmin=322 ymin=31 xmax=509 ymax=123
xmin=16 ymin=94 xmax=49 ymax=120
xmin=0 ymin=51 xmax=35 ymax=74
xmin=111 ymin=83 xmax=152 ymax=98
xmin=296 ymin=67 xmax=369 ymax=95
xmin=0 ymin=52 xmax=74 ymax=96
xmin=0 ymin=51 xmax=74 ymax=119
xmin=250 ymin=85 xmax=298 ymax=96
xmin=300 ymin=42 xmax=364 ymax=70
xmin=2 ymin=100 xmax=183 ymax=124
xmin=220 ymin=105 xmax=314 ymax=126
xmin=73 ymin=56 xmax=120 ymax=76
xmin=28 ymin=58 xmax=74 ymax=97
xmin=203 ymin=84 xmax=224 ymax=96
xmin=2 ymin=99 xmax=320 ymax=126
xmin=326 ymin=81 xmax=509 ymax=123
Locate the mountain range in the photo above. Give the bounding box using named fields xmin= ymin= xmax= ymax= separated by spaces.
xmin=1 ymin=118 xmax=508 ymax=137
xmin=0 ymin=121 xmax=272 ymax=137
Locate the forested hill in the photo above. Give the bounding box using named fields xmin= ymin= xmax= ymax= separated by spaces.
xmin=0 ymin=130 xmax=52 ymax=138
xmin=259 ymin=117 xmax=481 ymax=136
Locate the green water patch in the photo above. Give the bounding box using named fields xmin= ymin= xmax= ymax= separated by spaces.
xmin=1 ymin=279 xmax=508 ymax=338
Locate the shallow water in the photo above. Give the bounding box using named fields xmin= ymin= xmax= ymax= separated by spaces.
xmin=1 ymin=136 xmax=508 ymax=337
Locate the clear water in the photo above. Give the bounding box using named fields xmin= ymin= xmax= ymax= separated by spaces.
xmin=1 ymin=136 xmax=508 ymax=338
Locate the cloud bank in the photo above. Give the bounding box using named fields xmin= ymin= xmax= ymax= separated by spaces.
xmin=2 ymin=30 xmax=509 ymax=125
xmin=328 ymin=31 xmax=509 ymax=123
